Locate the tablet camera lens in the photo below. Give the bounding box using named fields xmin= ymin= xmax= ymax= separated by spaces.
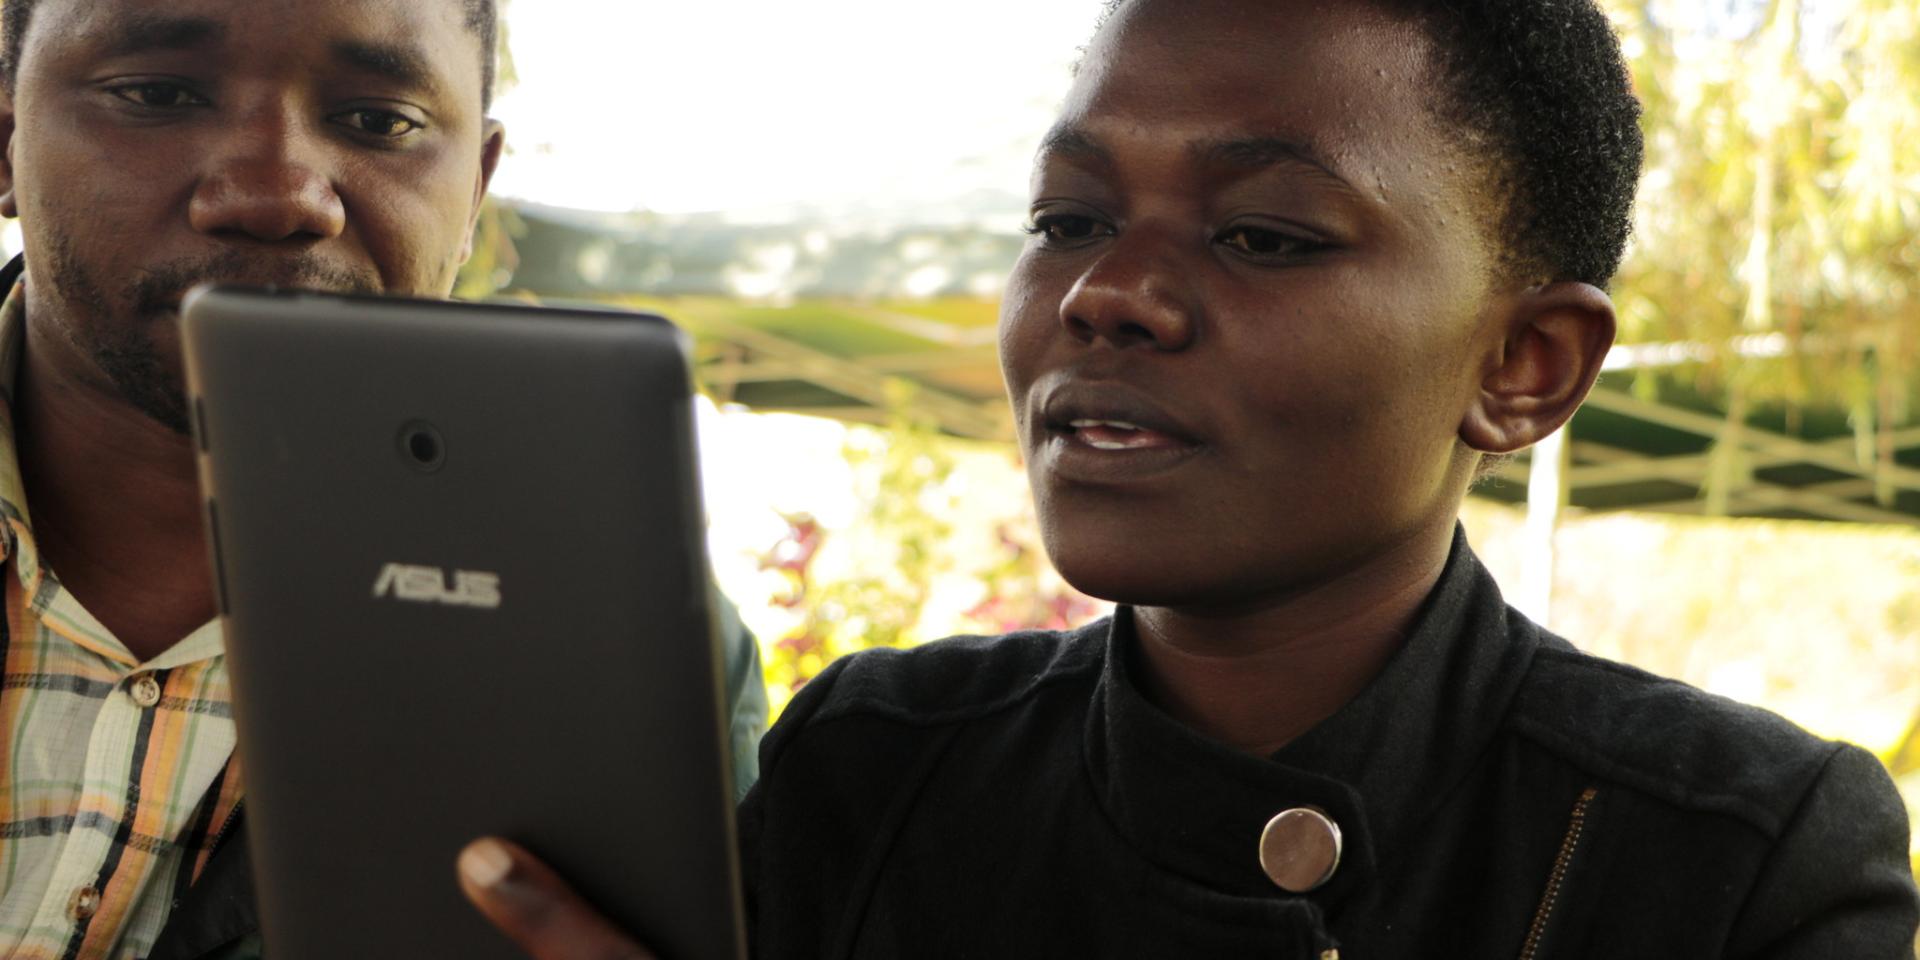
xmin=399 ymin=422 xmax=445 ymax=472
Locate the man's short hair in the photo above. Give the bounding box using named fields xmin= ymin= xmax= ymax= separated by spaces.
xmin=1099 ymin=0 xmax=1644 ymax=290
xmin=1 ymin=0 xmax=501 ymax=111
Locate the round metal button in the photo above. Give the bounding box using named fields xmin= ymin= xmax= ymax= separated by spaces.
xmin=129 ymin=674 xmax=162 ymax=708
xmin=1258 ymin=807 xmax=1342 ymax=893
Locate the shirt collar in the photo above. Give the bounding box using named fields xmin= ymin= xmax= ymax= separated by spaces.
xmin=1082 ymin=525 xmax=1540 ymax=905
xmin=0 ymin=254 xmax=223 ymax=669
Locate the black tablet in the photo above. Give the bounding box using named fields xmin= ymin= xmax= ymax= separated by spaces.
xmin=180 ymin=286 xmax=746 ymax=960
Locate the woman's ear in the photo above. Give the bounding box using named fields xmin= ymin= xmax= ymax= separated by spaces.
xmin=1459 ymin=281 xmax=1617 ymax=454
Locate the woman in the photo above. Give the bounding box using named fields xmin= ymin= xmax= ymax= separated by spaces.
xmin=464 ymin=1 xmax=1919 ymax=956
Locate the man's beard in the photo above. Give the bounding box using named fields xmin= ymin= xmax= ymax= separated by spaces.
xmin=39 ymin=236 xmax=381 ymax=435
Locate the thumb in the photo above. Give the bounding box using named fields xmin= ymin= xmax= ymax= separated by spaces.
xmin=458 ymin=836 xmax=657 ymax=960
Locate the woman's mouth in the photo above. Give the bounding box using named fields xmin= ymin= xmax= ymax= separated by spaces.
xmin=1066 ymin=419 xmax=1190 ymax=451
xmin=1030 ymin=377 xmax=1208 ymax=483
xmin=1039 ymin=413 xmax=1204 ymax=487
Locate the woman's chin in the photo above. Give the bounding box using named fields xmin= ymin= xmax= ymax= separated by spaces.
xmin=1050 ymin=556 xmax=1212 ymax=611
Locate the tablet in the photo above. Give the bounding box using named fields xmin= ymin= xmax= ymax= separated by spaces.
xmin=180 ymin=287 xmax=746 ymax=960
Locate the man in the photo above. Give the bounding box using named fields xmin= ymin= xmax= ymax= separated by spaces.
xmin=0 ymin=1 xmax=766 ymax=958
xmin=466 ymin=0 xmax=1920 ymax=956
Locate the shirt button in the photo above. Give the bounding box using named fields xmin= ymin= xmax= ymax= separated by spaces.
xmin=129 ymin=674 xmax=162 ymax=708
xmin=68 ymin=885 xmax=100 ymax=921
xmin=1258 ymin=807 xmax=1343 ymax=894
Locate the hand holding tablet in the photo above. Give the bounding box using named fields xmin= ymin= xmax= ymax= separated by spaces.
xmin=459 ymin=836 xmax=662 ymax=960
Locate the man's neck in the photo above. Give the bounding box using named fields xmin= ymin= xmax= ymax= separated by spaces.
xmin=15 ymin=315 xmax=213 ymax=664
xmin=1131 ymin=522 xmax=1456 ymax=758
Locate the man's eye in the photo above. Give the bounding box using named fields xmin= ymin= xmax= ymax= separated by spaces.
xmin=109 ymin=82 xmax=207 ymax=108
xmin=333 ymin=109 xmax=423 ymax=138
xmin=1023 ymin=214 xmax=1109 ymax=246
xmin=1217 ymin=226 xmax=1319 ymax=258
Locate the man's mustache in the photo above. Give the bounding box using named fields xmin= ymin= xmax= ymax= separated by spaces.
xmin=127 ymin=251 xmax=382 ymax=316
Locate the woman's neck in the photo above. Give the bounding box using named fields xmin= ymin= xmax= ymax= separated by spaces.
xmin=1131 ymin=524 xmax=1456 ymax=757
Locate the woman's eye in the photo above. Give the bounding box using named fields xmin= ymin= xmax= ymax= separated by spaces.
xmin=1024 ymin=214 xmax=1109 ymax=246
xmin=1218 ymin=226 xmax=1316 ymax=258
xmin=334 ymin=109 xmax=423 ymax=138
xmin=110 ymin=82 xmax=207 ymax=108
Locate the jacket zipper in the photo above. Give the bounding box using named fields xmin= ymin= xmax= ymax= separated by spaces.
xmin=204 ymin=800 xmax=245 ymax=863
xmin=1517 ymin=787 xmax=1598 ymax=960
xmin=172 ymin=801 xmax=244 ymax=911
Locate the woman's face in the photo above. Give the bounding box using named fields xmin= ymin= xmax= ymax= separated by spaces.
xmin=1000 ymin=0 xmax=1508 ymax=612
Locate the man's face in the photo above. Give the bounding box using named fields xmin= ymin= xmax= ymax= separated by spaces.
xmin=0 ymin=0 xmax=501 ymax=431
xmin=1000 ymin=0 xmax=1506 ymax=611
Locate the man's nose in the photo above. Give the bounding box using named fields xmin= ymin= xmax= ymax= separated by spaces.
xmin=1056 ymin=228 xmax=1200 ymax=352
xmin=188 ymin=119 xmax=346 ymax=243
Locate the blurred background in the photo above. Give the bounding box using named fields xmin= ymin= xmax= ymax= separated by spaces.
xmin=447 ymin=0 xmax=1920 ymax=874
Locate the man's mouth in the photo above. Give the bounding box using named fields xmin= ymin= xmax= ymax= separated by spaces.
xmin=129 ymin=251 xmax=382 ymax=319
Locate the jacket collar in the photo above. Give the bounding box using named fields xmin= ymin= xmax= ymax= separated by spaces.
xmin=1082 ymin=526 xmax=1542 ymax=905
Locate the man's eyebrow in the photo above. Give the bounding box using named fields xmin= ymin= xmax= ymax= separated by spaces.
xmin=1199 ymin=137 xmax=1359 ymax=192
xmin=1037 ymin=125 xmax=1113 ymax=167
xmin=331 ymin=40 xmax=437 ymax=91
xmin=98 ymin=14 xmax=224 ymax=58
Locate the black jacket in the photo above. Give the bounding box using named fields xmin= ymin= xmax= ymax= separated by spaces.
xmin=740 ymin=533 xmax=1920 ymax=957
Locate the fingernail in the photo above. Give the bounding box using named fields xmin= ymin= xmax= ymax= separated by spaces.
xmin=460 ymin=839 xmax=513 ymax=889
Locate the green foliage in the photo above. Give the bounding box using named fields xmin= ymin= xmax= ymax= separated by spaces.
xmin=756 ymin=380 xmax=957 ymax=714
xmin=1605 ymin=0 xmax=1920 ymax=508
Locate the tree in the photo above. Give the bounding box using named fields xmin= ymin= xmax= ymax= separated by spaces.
xmin=1606 ymin=0 xmax=1920 ymax=508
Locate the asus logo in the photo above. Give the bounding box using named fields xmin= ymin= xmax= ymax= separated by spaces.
xmin=372 ymin=563 xmax=502 ymax=609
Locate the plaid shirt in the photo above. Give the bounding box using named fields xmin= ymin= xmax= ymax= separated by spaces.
xmin=0 ymin=283 xmax=244 ymax=960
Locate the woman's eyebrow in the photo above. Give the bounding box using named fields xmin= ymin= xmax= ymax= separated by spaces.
xmin=1038 ymin=127 xmax=1364 ymax=200
xmin=1036 ymin=124 xmax=1113 ymax=169
xmin=1198 ymin=137 xmax=1361 ymax=195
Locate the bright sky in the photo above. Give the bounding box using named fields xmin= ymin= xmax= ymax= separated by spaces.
xmin=488 ymin=0 xmax=1110 ymax=222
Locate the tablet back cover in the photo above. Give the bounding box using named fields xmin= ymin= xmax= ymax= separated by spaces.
xmin=182 ymin=289 xmax=744 ymax=960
